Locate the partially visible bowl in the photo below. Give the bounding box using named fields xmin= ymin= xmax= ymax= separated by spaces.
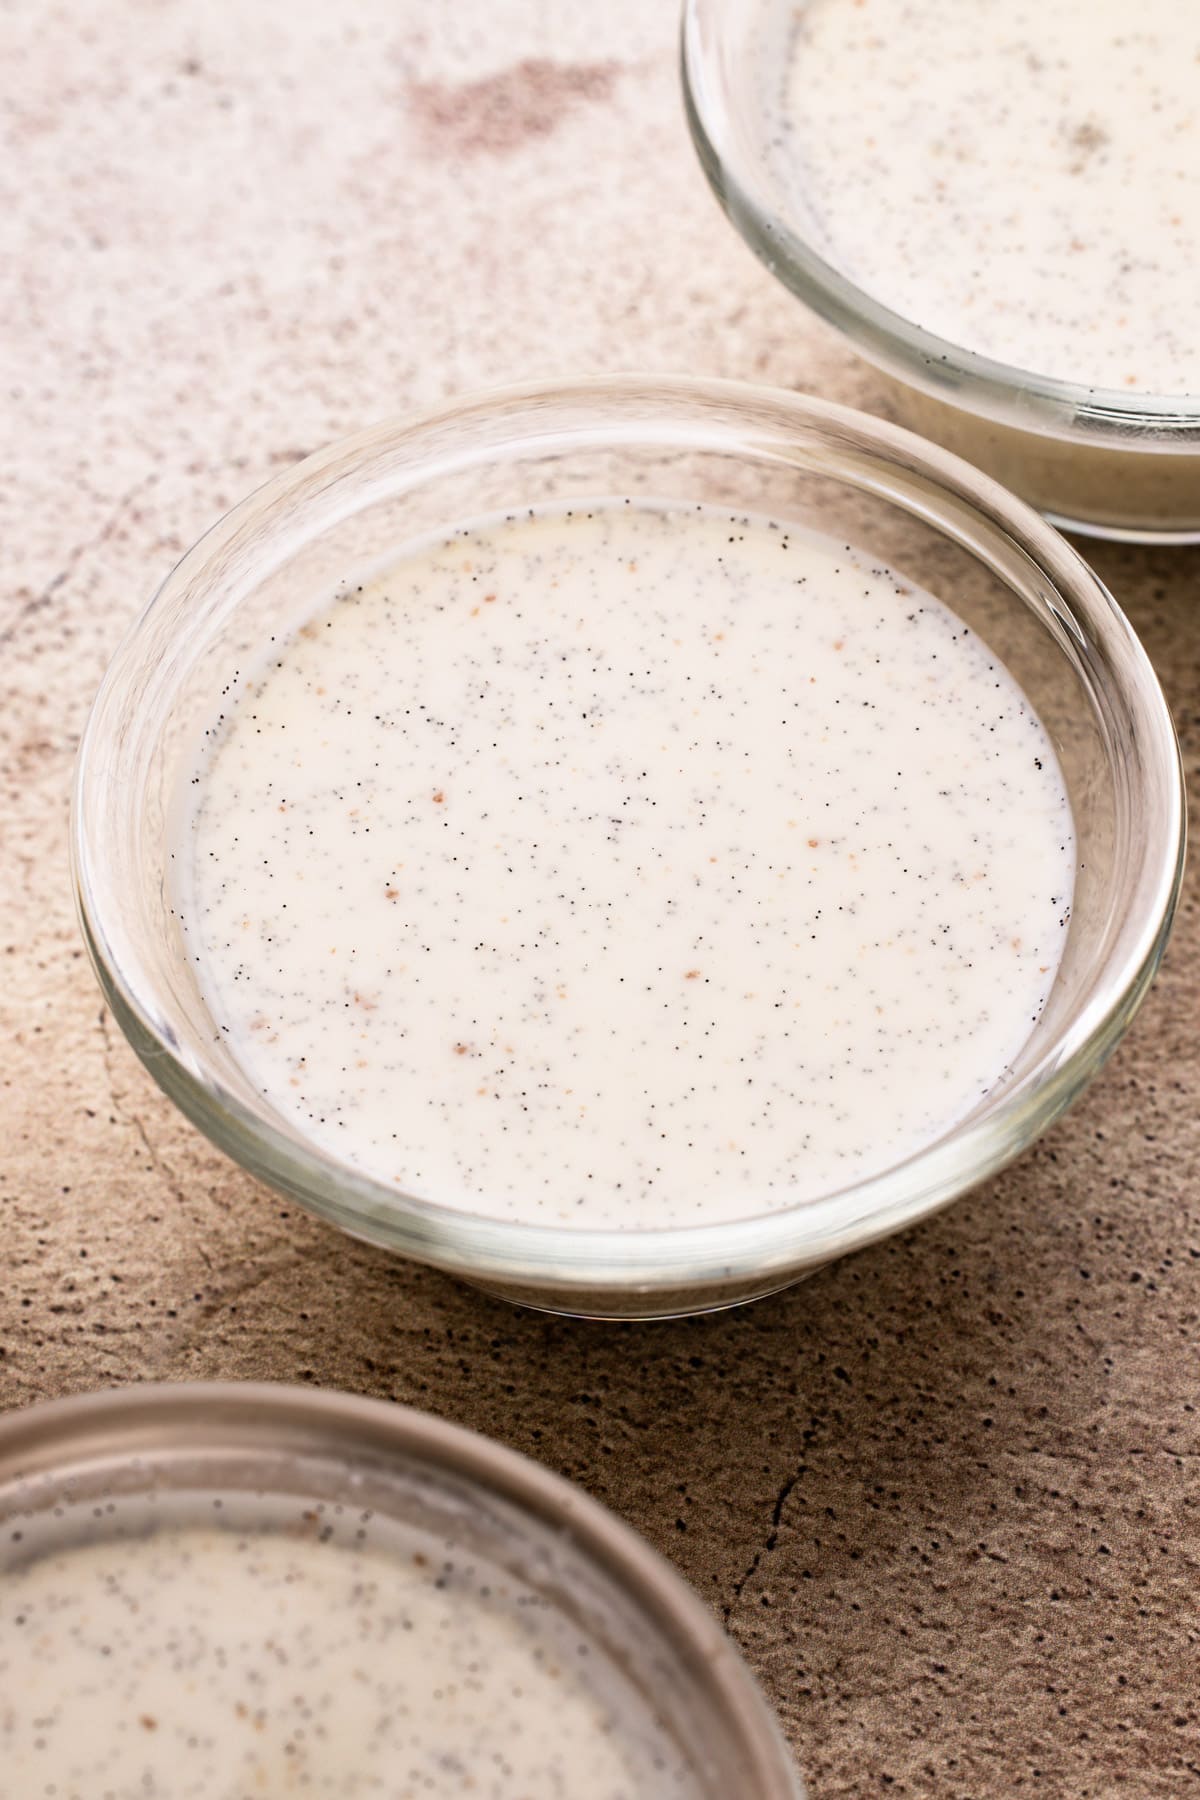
xmin=71 ymin=377 xmax=1184 ymax=1317
xmin=0 ymin=1382 xmax=803 ymax=1796
xmin=682 ymin=0 xmax=1200 ymax=542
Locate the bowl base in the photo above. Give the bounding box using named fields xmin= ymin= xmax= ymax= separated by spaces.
xmin=467 ymin=1267 xmax=820 ymax=1321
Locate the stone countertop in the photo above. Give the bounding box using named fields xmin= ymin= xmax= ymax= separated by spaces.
xmin=2 ymin=2 xmax=1197 ymax=1794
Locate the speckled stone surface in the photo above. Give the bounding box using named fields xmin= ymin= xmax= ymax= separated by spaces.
xmin=1 ymin=3 xmax=1197 ymax=1795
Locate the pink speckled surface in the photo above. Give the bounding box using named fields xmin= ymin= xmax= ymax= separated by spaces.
xmin=1 ymin=3 xmax=1198 ymax=1795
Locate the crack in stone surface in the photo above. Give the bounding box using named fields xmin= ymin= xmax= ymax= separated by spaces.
xmin=724 ymin=1467 xmax=802 ymax=1622
xmin=2 ymin=474 xmax=160 ymax=646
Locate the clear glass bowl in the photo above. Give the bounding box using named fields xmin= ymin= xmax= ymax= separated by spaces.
xmin=71 ymin=377 xmax=1185 ymax=1318
xmin=681 ymin=0 xmax=1200 ymax=543
xmin=0 ymin=1382 xmax=803 ymax=1796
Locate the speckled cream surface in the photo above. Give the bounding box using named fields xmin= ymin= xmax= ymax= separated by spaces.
xmin=185 ymin=502 xmax=1072 ymax=1225
xmin=0 ymin=1523 xmax=692 ymax=1799
xmin=767 ymin=0 xmax=1200 ymax=393
xmin=1 ymin=2 xmax=1197 ymax=1797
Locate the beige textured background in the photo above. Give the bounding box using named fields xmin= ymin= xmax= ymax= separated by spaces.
xmin=2 ymin=2 xmax=1198 ymax=1794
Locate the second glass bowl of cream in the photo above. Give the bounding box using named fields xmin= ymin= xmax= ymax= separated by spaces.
xmin=72 ymin=377 xmax=1183 ymax=1317
xmin=682 ymin=0 xmax=1200 ymax=541
xmin=0 ymin=1382 xmax=802 ymax=1795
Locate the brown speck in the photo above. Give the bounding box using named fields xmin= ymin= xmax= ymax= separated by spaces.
xmin=1070 ymin=119 xmax=1108 ymax=155
xmin=432 ymin=790 xmax=445 ymax=804
xmin=685 ymin=969 xmax=701 ymax=980
xmin=353 ymin=992 xmax=378 ymax=1011
xmin=453 ymin=1042 xmax=471 ymax=1056
xmin=1067 ymin=118 xmax=1109 ymax=172
xmin=140 ymin=1716 xmax=158 ymax=1732
xmin=385 ymin=887 xmax=398 ymax=900
xmin=808 ymin=837 xmax=819 ymax=848
xmin=407 ymin=58 xmax=623 ymax=159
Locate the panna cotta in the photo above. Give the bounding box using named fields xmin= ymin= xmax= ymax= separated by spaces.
xmin=767 ymin=0 xmax=1200 ymax=395
xmin=0 ymin=1517 xmax=699 ymax=1797
xmin=178 ymin=499 xmax=1075 ymax=1228
xmin=685 ymin=0 xmax=1200 ymax=535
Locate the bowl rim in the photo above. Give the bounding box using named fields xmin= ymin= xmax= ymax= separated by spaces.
xmin=70 ymin=374 xmax=1187 ymax=1304
xmin=0 ymin=1379 xmax=804 ymax=1796
xmin=680 ymin=0 xmax=1200 ymax=442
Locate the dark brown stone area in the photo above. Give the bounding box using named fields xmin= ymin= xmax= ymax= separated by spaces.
xmin=408 ymin=57 xmax=624 ymax=158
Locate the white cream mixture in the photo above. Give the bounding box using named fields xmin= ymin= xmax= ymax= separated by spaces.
xmin=767 ymin=0 xmax=1200 ymax=394
xmin=183 ymin=501 xmax=1074 ymax=1227
xmin=0 ymin=1521 xmax=695 ymax=1798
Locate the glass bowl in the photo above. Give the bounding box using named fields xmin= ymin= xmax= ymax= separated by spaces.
xmin=681 ymin=0 xmax=1200 ymax=543
xmin=0 ymin=1382 xmax=803 ymax=1796
xmin=71 ymin=376 xmax=1184 ymax=1318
